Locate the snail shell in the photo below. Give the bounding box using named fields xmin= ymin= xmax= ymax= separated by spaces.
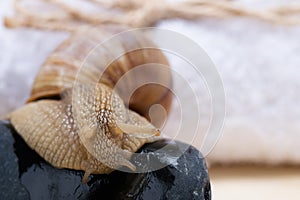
xmin=9 ymin=26 xmax=173 ymax=183
xmin=27 ymin=27 xmax=172 ymax=121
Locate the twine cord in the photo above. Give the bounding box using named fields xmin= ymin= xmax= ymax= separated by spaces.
xmin=4 ymin=0 xmax=300 ymax=31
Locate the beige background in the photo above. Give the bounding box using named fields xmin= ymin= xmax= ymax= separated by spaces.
xmin=210 ymin=166 xmax=300 ymax=199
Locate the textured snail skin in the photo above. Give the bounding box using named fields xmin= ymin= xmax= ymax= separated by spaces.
xmin=10 ymin=84 xmax=160 ymax=183
xmin=8 ymin=27 xmax=172 ymax=183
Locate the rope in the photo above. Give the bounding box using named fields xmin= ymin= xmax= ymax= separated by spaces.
xmin=4 ymin=0 xmax=300 ymax=31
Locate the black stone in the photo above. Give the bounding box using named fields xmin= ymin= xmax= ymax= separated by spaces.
xmin=0 ymin=121 xmax=29 ymax=200
xmin=0 ymin=120 xmax=211 ymax=200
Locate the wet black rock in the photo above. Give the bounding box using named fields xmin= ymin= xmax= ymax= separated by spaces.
xmin=0 ymin=120 xmax=211 ymax=200
xmin=0 ymin=121 xmax=29 ymax=200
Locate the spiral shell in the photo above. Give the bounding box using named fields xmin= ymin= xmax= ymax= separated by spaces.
xmin=27 ymin=26 xmax=172 ymax=120
xmin=9 ymin=26 xmax=173 ymax=183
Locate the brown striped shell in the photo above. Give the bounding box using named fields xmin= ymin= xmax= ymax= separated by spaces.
xmin=27 ymin=26 xmax=172 ymax=121
xmin=9 ymin=26 xmax=173 ymax=183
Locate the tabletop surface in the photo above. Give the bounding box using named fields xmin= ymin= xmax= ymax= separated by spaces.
xmin=210 ymin=165 xmax=300 ymax=200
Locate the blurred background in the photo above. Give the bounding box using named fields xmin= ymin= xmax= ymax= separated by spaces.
xmin=1 ymin=0 xmax=300 ymax=199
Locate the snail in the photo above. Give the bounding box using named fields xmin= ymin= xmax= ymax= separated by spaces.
xmin=8 ymin=26 xmax=173 ymax=183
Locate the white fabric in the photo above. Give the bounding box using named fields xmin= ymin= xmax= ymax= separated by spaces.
xmin=1 ymin=0 xmax=300 ymax=165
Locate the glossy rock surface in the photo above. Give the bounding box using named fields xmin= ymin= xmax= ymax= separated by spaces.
xmin=0 ymin=120 xmax=211 ymax=200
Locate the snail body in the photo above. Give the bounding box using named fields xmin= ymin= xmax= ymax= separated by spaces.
xmin=9 ymin=27 xmax=172 ymax=183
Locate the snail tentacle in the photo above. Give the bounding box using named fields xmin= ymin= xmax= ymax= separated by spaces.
xmin=117 ymin=122 xmax=160 ymax=136
xmin=81 ymin=160 xmax=95 ymax=184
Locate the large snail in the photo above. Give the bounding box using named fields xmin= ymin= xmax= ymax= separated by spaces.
xmin=8 ymin=26 xmax=173 ymax=183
